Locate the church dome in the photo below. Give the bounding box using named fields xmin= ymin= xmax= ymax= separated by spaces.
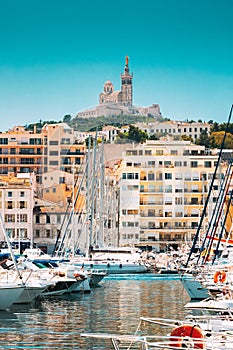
xmin=104 ymin=81 xmax=114 ymax=94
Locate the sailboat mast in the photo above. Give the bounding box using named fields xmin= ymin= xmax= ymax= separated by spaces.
xmin=99 ymin=137 xmax=105 ymax=246
xmin=185 ymin=104 xmax=233 ymax=267
xmin=85 ymin=136 xmax=91 ymax=257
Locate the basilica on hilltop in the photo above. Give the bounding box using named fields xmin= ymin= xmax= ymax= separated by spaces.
xmin=78 ymin=57 xmax=161 ymax=119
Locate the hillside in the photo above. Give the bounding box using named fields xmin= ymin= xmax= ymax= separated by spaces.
xmin=70 ymin=114 xmax=165 ymax=132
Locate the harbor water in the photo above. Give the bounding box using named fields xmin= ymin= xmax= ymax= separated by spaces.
xmin=0 ymin=274 xmax=190 ymax=349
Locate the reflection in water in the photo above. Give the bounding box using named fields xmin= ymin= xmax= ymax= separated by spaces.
xmin=0 ymin=277 xmax=189 ymax=349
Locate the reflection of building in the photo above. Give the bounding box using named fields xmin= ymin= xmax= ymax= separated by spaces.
xmin=78 ymin=57 xmax=161 ymax=119
xmin=115 ymin=139 xmax=225 ymax=251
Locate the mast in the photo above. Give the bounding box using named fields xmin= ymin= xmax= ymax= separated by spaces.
xmin=185 ymin=104 xmax=233 ymax=267
xmin=85 ymin=136 xmax=91 ymax=257
xmin=99 ymin=137 xmax=105 ymax=246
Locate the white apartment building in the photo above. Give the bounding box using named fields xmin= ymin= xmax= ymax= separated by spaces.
xmin=117 ymin=139 xmax=224 ymax=251
xmin=0 ymin=173 xmax=36 ymax=244
xmin=136 ymin=120 xmax=211 ymax=140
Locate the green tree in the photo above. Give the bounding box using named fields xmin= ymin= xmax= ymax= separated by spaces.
xmin=181 ymin=135 xmax=193 ymax=142
xmin=63 ymin=115 xmax=72 ymax=124
xmin=195 ymin=130 xmax=210 ymax=147
xmin=209 ymin=131 xmax=233 ymax=149
xmin=128 ymin=125 xmax=148 ymax=143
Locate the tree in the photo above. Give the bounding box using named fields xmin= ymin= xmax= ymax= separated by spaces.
xmin=63 ymin=115 xmax=72 ymax=124
xmin=181 ymin=135 xmax=193 ymax=142
xmin=128 ymin=125 xmax=148 ymax=143
xmin=209 ymin=131 xmax=233 ymax=149
xmin=116 ymin=125 xmax=148 ymax=143
xmin=195 ymin=130 xmax=210 ymax=148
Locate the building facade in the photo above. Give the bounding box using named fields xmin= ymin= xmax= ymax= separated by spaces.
xmin=0 ymin=173 xmax=36 ymax=244
xmin=136 ymin=120 xmax=211 ymax=141
xmin=116 ymin=139 xmax=225 ymax=251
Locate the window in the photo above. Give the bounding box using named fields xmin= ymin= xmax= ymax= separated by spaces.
xmin=127 ymin=185 xmax=138 ymax=191
xmin=191 ymin=161 xmax=198 ymax=168
xmin=17 ymin=214 xmax=27 ymax=222
xmin=148 ymin=172 xmax=155 ymax=180
xmin=59 ymin=177 xmax=65 ymax=184
xmin=175 ymin=197 xmax=183 ymax=205
xmin=49 ymin=141 xmax=59 ymax=145
xmin=165 ymin=185 xmax=172 ymax=193
xmin=19 ymin=201 xmax=26 ymax=209
xmin=49 ymin=151 xmax=59 ymax=156
xmin=20 ymin=191 xmax=25 ymax=197
xmin=164 ymin=161 xmax=171 ymax=167
xmin=148 ymin=209 xmax=155 ymax=217
xmin=36 ymin=215 xmax=40 ymax=224
xmin=57 ymin=214 xmax=61 ymax=224
xmin=204 ymin=161 xmax=212 ymax=168
xmin=165 ymin=197 xmax=172 ymax=205
xmin=7 ymin=201 xmax=13 ymax=209
xmin=5 ymin=214 xmax=15 ymax=222
xmin=35 ymin=230 xmax=40 ymax=238
xmin=165 ymin=173 xmax=172 ymax=180
xmin=8 ymin=191 xmax=13 ymax=197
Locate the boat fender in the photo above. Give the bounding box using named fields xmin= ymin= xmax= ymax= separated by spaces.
xmin=213 ymin=270 xmax=227 ymax=283
xmin=222 ymin=285 xmax=231 ymax=299
xmin=170 ymin=324 xmax=206 ymax=349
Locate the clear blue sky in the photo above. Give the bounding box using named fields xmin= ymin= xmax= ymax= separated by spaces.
xmin=0 ymin=0 xmax=232 ymax=131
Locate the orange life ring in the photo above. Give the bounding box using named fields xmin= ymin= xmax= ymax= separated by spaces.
xmin=170 ymin=324 xmax=206 ymax=349
xmin=213 ymin=270 xmax=227 ymax=284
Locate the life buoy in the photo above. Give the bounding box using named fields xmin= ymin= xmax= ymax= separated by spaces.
xmin=170 ymin=324 xmax=206 ymax=349
xmin=213 ymin=270 xmax=227 ymax=284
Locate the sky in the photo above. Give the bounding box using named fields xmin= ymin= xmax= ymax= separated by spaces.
xmin=0 ymin=0 xmax=232 ymax=132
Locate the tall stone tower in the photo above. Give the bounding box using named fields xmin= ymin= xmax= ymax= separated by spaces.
xmin=121 ymin=56 xmax=133 ymax=107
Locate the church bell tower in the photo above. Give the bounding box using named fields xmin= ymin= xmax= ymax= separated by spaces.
xmin=121 ymin=56 xmax=133 ymax=107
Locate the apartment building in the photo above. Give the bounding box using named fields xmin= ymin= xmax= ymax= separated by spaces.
xmin=0 ymin=125 xmax=43 ymax=182
xmin=41 ymin=123 xmax=86 ymax=175
xmin=117 ymin=138 xmax=225 ymax=251
xmin=0 ymin=123 xmax=86 ymax=184
xmin=0 ymin=173 xmax=35 ymax=243
xmin=136 ymin=120 xmax=211 ymax=140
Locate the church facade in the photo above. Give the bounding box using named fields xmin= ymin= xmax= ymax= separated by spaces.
xmin=99 ymin=56 xmax=133 ymax=107
xmin=78 ymin=57 xmax=161 ymax=119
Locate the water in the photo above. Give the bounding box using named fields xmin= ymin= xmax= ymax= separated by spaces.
xmin=0 ymin=274 xmax=190 ymax=349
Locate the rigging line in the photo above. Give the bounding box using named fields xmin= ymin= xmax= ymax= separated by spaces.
xmin=55 ymin=160 xmax=89 ymax=256
xmin=51 ymin=158 xmax=88 ymax=256
xmin=198 ymin=161 xmax=233 ymax=264
xmin=185 ymin=104 xmax=233 ymax=267
xmin=202 ymin=164 xmax=233 ymax=264
xmin=212 ymin=187 xmax=233 ymax=264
